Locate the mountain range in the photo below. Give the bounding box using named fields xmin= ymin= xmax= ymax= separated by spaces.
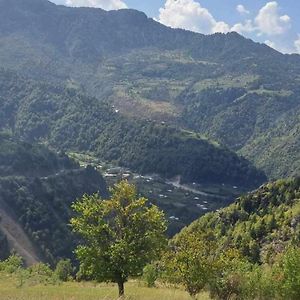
xmin=0 ymin=0 xmax=299 ymax=265
xmin=0 ymin=0 xmax=299 ymax=179
xmin=0 ymin=69 xmax=265 ymax=187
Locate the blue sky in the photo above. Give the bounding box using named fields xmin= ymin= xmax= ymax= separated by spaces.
xmin=50 ymin=0 xmax=300 ymax=54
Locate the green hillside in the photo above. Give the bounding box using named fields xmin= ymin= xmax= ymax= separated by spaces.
xmin=0 ymin=0 xmax=299 ymax=178
xmin=0 ymin=133 xmax=76 ymax=177
xmin=0 ymin=70 xmax=265 ymax=188
xmin=180 ymin=177 xmax=300 ymax=263
xmin=0 ymin=133 xmax=107 ymax=263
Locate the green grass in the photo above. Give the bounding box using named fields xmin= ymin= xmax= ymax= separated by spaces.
xmin=192 ymin=74 xmax=259 ymax=92
xmin=0 ymin=274 xmax=210 ymax=300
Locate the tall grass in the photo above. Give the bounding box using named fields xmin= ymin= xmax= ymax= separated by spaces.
xmin=0 ymin=274 xmax=210 ymax=300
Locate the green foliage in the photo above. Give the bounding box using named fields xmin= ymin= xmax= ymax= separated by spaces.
xmin=15 ymin=263 xmax=60 ymax=287
xmin=169 ymin=178 xmax=300 ymax=299
xmin=208 ymin=249 xmax=253 ymax=300
xmin=0 ymin=70 xmax=265 ymax=188
xmin=0 ymin=132 xmax=77 ymax=177
xmin=279 ymin=247 xmax=300 ymax=299
xmin=0 ymin=229 xmax=9 ymax=260
xmin=241 ymin=265 xmax=278 ymax=300
xmin=0 ymin=0 xmax=299 ymax=179
xmin=142 ymin=264 xmax=159 ymax=288
xmin=180 ymin=86 xmax=300 ymax=179
xmin=163 ymin=233 xmax=217 ymax=297
xmin=0 ymin=257 xmax=62 ymax=287
xmin=55 ymin=259 xmax=73 ymax=282
xmin=182 ymin=177 xmax=300 ymax=264
xmin=28 ymin=263 xmax=53 ymax=278
xmin=0 ymin=254 xmax=23 ymax=273
xmin=71 ymin=181 xmax=167 ymax=296
xmin=0 ymin=134 xmax=107 ymax=263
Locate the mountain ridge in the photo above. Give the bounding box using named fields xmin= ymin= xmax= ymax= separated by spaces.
xmin=0 ymin=0 xmax=299 ymax=178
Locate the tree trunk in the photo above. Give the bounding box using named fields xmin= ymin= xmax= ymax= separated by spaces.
xmin=117 ymin=280 xmax=125 ymax=298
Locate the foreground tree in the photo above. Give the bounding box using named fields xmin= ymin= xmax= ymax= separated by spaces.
xmin=162 ymin=232 xmax=217 ymax=298
xmin=278 ymin=246 xmax=300 ymax=299
xmin=70 ymin=181 xmax=167 ymax=297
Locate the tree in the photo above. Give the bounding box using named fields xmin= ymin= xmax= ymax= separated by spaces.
xmin=70 ymin=181 xmax=167 ymax=297
xmin=280 ymin=247 xmax=300 ymax=299
xmin=163 ymin=232 xmax=217 ymax=298
xmin=209 ymin=249 xmax=252 ymax=300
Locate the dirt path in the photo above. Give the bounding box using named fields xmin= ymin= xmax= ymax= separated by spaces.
xmin=0 ymin=201 xmax=41 ymax=266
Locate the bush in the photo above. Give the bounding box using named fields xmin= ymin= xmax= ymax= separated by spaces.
xmin=0 ymin=254 xmax=23 ymax=273
xmin=239 ymin=264 xmax=277 ymax=300
xmin=142 ymin=264 xmax=158 ymax=287
xmin=280 ymin=247 xmax=300 ymax=300
xmin=162 ymin=233 xmax=216 ymax=298
xmin=27 ymin=263 xmax=58 ymax=285
xmin=208 ymin=249 xmax=252 ymax=300
xmin=55 ymin=259 xmax=73 ymax=281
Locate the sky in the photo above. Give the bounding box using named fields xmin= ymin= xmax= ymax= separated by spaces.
xmin=49 ymin=0 xmax=300 ymax=54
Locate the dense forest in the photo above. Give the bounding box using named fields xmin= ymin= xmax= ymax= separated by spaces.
xmin=0 ymin=0 xmax=299 ymax=178
xmin=0 ymin=134 xmax=107 ymax=264
xmin=0 ymin=70 xmax=266 ymax=187
xmin=2 ymin=179 xmax=300 ymax=300
xmin=179 ymin=177 xmax=300 ymax=264
xmin=0 ymin=230 xmax=8 ymax=260
xmin=0 ymin=133 xmax=77 ymax=177
xmin=0 ymin=1 xmax=299 ymax=299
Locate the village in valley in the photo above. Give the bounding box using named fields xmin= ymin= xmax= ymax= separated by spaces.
xmin=69 ymin=152 xmax=243 ymax=234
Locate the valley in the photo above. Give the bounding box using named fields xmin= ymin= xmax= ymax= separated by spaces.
xmin=0 ymin=0 xmax=299 ymax=177
xmin=69 ymin=152 xmax=242 ymax=235
xmin=0 ymin=0 xmax=299 ymax=299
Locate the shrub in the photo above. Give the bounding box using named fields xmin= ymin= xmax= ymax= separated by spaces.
xmin=27 ymin=263 xmax=58 ymax=285
xmin=208 ymin=249 xmax=251 ymax=300
xmin=162 ymin=233 xmax=216 ymax=298
xmin=142 ymin=264 xmax=158 ymax=287
xmin=280 ymin=247 xmax=300 ymax=300
xmin=0 ymin=254 xmax=23 ymax=273
xmin=55 ymin=259 xmax=73 ymax=281
xmin=239 ymin=264 xmax=277 ymax=300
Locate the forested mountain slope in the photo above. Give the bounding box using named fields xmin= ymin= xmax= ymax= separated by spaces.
xmin=0 ymin=132 xmax=76 ymax=177
xmin=0 ymin=0 xmax=299 ymax=178
xmin=0 ymin=133 xmax=107 ymax=264
xmin=0 ymin=200 xmax=41 ymax=266
xmin=180 ymin=177 xmax=300 ymax=263
xmin=0 ymin=70 xmax=265 ymax=187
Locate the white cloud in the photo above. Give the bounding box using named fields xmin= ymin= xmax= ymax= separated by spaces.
xmin=295 ymin=36 xmax=300 ymax=54
xmin=157 ymin=0 xmax=230 ymax=34
xmin=214 ymin=22 xmax=231 ymax=34
xmin=264 ymin=39 xmax=296 ymax=54
xmin=255 ymin=1 xmax=291 ymax=36
xmin=157 ymin=1 xmax=292 ymax=39
xmin=231 ymin=20 xmax=255 ymax=34
xmin=236 ymin=4 xmax=249 ymax=15
xmin=65 ymin=0 xmax=127 ymax=10
xmin=265 ymin=40 xmax=276 ymax=49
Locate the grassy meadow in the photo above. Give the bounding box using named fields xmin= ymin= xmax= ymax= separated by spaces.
xmin=0 ymin=274 xmax=210 ymax=300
